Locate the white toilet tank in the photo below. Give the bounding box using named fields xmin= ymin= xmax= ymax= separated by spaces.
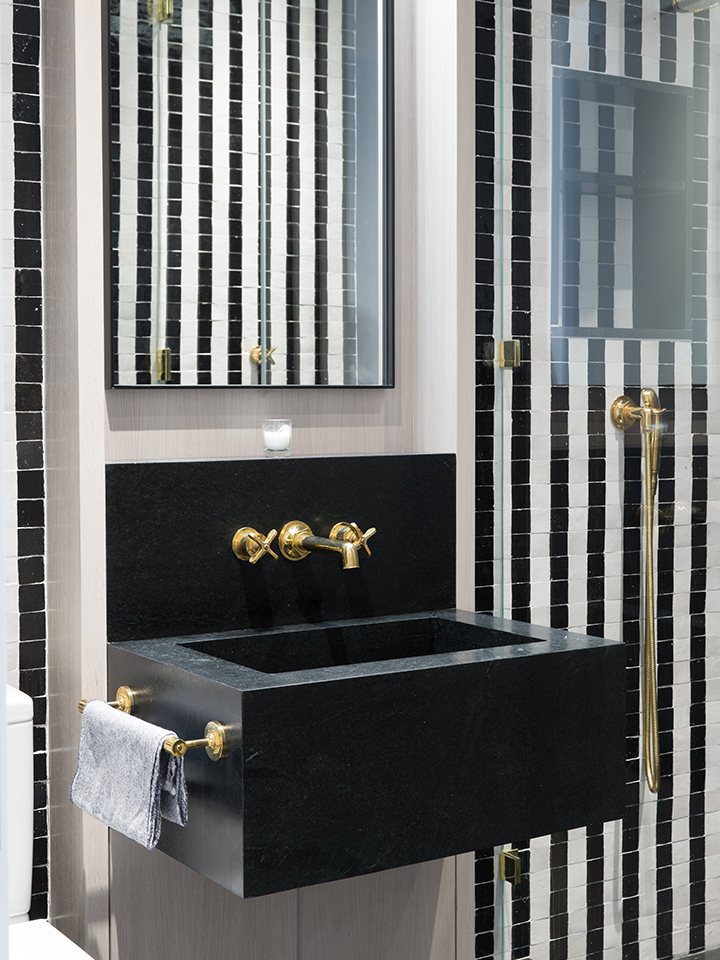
xmin=7 ymin=684 xmax=34 ymax=920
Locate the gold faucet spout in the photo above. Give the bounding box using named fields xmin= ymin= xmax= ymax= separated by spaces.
xmin=278 ymin=520 xmax=374 ymax=569
xmin=301 ymin=536 xmax=360 ymax=570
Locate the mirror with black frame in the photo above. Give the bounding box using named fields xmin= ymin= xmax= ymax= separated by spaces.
xmin=109 ymin=0 xmax=392 ymax=387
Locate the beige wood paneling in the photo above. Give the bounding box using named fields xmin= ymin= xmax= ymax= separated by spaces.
xmin=45 ymin=0 xmax=471 ymax=956
xmin=456 ymin=1 xmax=480 ymax=947
xmin=455 ymin=853 xmax=476 ymax=960
xmin=456 ymin=0 xmax=478 ymax=618
xmin=110 ymin=836 xmax=297 ymax=960
xmin=105 ymin=387 xmax=414 ymax=462
xmin=297 ymin=859 xmax=456 ymax=960
xmin=414 ymin=0 xmax=458 ymax=455
xmin=44 ymin=0 xmax=110 ymax=956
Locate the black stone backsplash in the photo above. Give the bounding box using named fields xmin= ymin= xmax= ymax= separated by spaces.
xmin=106 ymin=454 xmax=456 ymax=641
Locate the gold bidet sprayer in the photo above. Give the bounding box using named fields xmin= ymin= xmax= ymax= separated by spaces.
xmin=611 ymin=389 xmax=665 ymax=794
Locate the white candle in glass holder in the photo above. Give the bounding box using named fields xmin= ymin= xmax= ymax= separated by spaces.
xmin=263 ymin=420 xmax=292 ymax=453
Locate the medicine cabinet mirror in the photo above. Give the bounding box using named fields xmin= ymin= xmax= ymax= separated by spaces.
xmin=551 ymin=71 xmax=692 ymax=343
xmin=109 ymin=0 xmax=393 ymax=387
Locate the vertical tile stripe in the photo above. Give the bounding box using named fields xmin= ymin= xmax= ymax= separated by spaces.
xmin=227 ymin=0 xmax=243 ymax=383
xmin=342 ymin=0 xmax=358 ymax=383
xmin=196 ymin=0 xmax=215 ymax=385
xmin=586 ymin=383 xmax=606 ymax=639
xmin=166 ymin=11 xmax=185 ymax=381
xmin=510 ymin=0 xmax=532 ymax=624
xmin=624 ymin=0 xmax=643 ymax=79
xmin=549 ymin=832 xmax=569 ymax=960
xmin=475 ymin=849 xmax=495 ymax=960
xmin=512 ymin=841 xmax=532 ymax=960
xmin=550 ymin=383 xmax=569 ymax=630
xmin=474 ymin=0 xmax=496 ymax=618
xmin=13 ymin=0 xmax=47 ymax=918
xmin=586 ymin=823 xmax=605 ymax=960
xmin=689 ymin=382 xmax=708 ymax=953
xmin=314 ymin=0 xmax=329 ymax=383
xmin=285 ymin=0 xmax=301 ymax=383
xmin=588 ymin=0 xmax=607 ymax=73
xmin=659 ymin=2 xmax=677 ymax=84
xmin=656 ymin=382 xmax=676 ymax=960
xmin=211 ymin=0 xmax=231 ymax=383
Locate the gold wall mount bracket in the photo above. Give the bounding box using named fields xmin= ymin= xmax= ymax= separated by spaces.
xmin=610 ymin=395 xmax=640 ymax=430
xmin=79 ymin=685 xmax=136 ymax=716
xmin=147 ymin=0 xmax=173 ymax=23
xmin=498 ymin=340 xmax=522 ymax=368
xmin=156 ymin=347 xmax=172 ymax=382
xmin=163 ymin=721 xmax=229 ymax=761
xmin=611 ymin=391 xmax=665 ymax=431
xmin=499 ymin=849 xmax=522 ymax=884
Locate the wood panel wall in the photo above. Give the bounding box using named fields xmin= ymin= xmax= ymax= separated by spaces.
xmin=44 ymin=0 xmax=110 ymax=956
xmin=43 ymin=0 xmax=475 ymax=956
xmin=110 ymin=837 xmax=456 ymax=960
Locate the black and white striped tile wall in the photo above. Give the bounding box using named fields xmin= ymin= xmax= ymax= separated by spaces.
xmin=110 ymin=0 xmax=359 ymax=386
xmin=475 ymin=2 xmax=718 ymax=959
xmin=5 ymin=0 xmax=47 ymax=920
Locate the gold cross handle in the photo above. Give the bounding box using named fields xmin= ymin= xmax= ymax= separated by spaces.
xmin=330 ymin=522 xmax=376 ymax=558
xmin=249 ymin=345 xmax=277 ymax=366
xmin=232 ymin=527 xmax=279 ymax=563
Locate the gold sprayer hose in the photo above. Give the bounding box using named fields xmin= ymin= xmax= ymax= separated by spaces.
xmin=611 ymin=389 xmax=664 ymax=794
xmin=641 ymin=404 xmax=661 ymax=794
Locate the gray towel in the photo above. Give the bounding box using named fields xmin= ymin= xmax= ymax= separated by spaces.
xmin=70 ymin=700 xmax=188 ymax=850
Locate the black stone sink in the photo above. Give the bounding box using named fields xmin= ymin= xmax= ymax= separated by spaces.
xmin=185 ymin=613 xmax=536 ymax=674
xmin=108 ymin=610 xmax=625 ymax=898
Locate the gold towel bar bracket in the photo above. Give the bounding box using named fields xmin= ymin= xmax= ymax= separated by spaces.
xmin=78 ymin=687 xmax=230 ymax=761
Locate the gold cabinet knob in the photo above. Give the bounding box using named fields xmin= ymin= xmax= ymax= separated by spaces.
xmin=232 ymin=527 xmax=279 ymax=563
xmin=329 ymin=522 xmax=376 ymax=558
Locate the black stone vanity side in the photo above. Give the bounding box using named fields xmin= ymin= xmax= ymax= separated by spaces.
xmin=106 ymin=454 xmax=456 ymax=642
xmin=107 ymin=613 xmax=626 ymax=898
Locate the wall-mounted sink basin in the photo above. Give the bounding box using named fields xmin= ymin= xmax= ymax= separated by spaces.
xmin=185 ymin=613 xmax=539 ymax=674
xmin=108 ymin=610 xmax=625 ymax=898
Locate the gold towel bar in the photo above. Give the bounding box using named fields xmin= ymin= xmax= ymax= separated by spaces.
xmin=78 ymin=687 xmax=229 ymax=761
